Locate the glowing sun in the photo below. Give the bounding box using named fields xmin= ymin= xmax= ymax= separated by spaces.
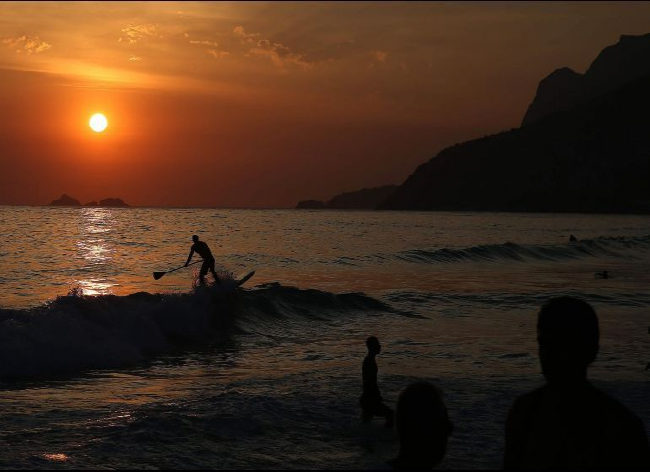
xmin=89 ymin=113 xmax=108 ymax=132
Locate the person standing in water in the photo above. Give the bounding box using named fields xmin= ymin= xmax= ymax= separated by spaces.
xmin=360 ymin=336 xmax=394 ymax=428
xmin=185 ymin=235 xmax=219 ymax=286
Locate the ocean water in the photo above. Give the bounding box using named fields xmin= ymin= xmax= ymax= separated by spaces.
xmin=0 ymin=207 xmax=649 ymax=469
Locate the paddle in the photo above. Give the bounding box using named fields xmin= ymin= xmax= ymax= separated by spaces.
xmin=153 ymin=260 xmax=202 ymax=280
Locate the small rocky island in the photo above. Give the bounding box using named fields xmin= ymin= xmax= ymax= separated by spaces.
xmin=49 ymin=194 xmax=130 ymax=207
xmin=97 ymin=198 xmax=129 ymax=207
xmin=49 ymin=194 xmax=82 ymax=206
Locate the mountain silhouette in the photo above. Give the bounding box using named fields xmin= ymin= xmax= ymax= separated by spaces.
xmin=297 ymin=185 xmax=397 ymax=209
xmin=379 ymin=71 xmax=650 ymax=212
xmin=522 ymin=34 xmax=650 ymax=126
xmin=296 ymin=199 xmax=326 ymax=209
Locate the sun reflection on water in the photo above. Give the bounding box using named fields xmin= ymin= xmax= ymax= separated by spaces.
xmin=41 ymin=453 xmax=69 ymax=462
xmin=74 ymin=279 xmax=117 ymax=296
xmin=75 ymin=208 xmax=117 ymax=295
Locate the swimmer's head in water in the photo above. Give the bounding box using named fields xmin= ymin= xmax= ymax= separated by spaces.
xmin=537 ymin=296 xmax=599 ymax=383
xmin=366 ymin=336 xmax=381 ymax=354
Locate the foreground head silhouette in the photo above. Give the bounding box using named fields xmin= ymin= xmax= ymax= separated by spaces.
xmin=387 ymin=382 xmax=452 ymax=470
xmin=504 ymin=296 xmax=650 ymax=469
xmin=359 ymin=336 xmax=393 ymax=428
xmin=537 ymin=296 xmax=599 ymax=384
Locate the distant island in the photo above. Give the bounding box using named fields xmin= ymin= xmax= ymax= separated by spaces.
xmin=49 ymin=194 xmax=130 ymax=207
xmin=379 ymin=33 xmax=650 ymax=213
xmin=297 ymin=185 xmax=398 ymax=209
xmin=49 ymin=194 xmax=81 ymax=206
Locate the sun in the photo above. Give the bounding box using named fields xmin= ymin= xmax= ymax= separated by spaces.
xmin=89 ymin=113 xmax=108 ymax=132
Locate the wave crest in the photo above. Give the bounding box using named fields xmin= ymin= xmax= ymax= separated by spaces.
xmin=395 ymin=235 xmax=650 ymax=264
xmin=0 ymin=284 xmax=392 ymax=380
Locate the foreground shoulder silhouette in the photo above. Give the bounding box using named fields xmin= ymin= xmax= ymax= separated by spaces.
xmin=359 ymin=336 xmax=393 ymax=428
xmin=385 ymin=382 xmax=453 ymax=470
xmin=504 ymin=296 xmax=650 ymax=470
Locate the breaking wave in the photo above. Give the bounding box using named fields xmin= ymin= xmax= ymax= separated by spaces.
xmin=0 ymin=283 xmax=394 ymax=380
xmin=393 ymin=235 xmax=650 ymax=265
xmin=385 ymin=289 xmax=650 ymax=311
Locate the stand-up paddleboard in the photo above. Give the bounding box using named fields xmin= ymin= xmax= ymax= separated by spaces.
xmin=211 ymin=270 xmax=255 ymax=294
xmin=236 ymin=270 xmax=255 ymax=287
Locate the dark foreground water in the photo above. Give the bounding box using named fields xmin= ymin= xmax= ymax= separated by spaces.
xmin=1 ymin=207 xmax=649 ymax=469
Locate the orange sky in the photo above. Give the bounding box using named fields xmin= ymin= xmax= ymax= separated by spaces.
xmin=2 ymin=1 xmax=650 ymax=208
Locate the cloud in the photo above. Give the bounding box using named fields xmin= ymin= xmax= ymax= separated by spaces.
xmin=188 ymin=38 xmax=227 ymax=59
xmin=373 ymin=50 xmax=387 ymax=62
xmin=207 ymin=49 xmax=229 ymax=59
xmin=128 ymin=55 xmax=142 ymax=61
xmin=234 ymin=26 xmax=308 ymax=69
xmin=119 ymin=24 xmax=157 ymax=44
xmin=189 ymin=40 xmax=219 ymax=48
xmin=250 ymin=39 xmax=309 ymax=69
xmin=2 ymin=35 xmax=52 ymax=54
xmin=233 ymin=25 xmax=260 ymax=44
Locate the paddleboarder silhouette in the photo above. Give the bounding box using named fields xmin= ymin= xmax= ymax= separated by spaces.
xmin=185 ymin=235 xmax=220 ymax=286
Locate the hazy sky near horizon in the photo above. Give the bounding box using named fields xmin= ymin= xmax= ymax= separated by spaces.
xmin=2 ymin=1 xmax=650 ymax=207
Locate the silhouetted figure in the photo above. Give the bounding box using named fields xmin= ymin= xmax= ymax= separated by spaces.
xmin=569 ymin=234 xmax=578 ymax=242
xmin=595 ymin=270 xmax=609 ymax=279
xmin=504 ymin=296 xmax=650 ymax=470
xmin=185 ymin=235 xmax=219 ymax=286
xmin=646 ymin=326 xmax=650 ymax=371
xmin=386 ymin=382 xmax=453 ymax=470
xmin=360 ymin=336 xmax=393 ymax=428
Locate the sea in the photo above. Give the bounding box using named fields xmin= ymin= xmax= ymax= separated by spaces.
xmin=0 ymin=206 xmax=649 ymax=469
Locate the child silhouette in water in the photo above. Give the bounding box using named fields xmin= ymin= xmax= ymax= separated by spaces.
xmin=360 ymin=336 xmax=394 ymax=428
